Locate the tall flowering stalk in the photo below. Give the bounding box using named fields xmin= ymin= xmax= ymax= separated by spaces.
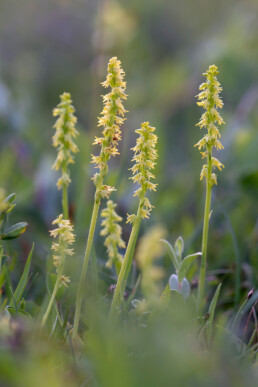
xmin=52 ymin=92 xmax=79 ymax=219
xmin=100 ymin=200 xmax=125 ymax=275
xmin=42 ymin=214 xmax=75 ymax=327
xmin=195 ymin=65 xmax=225 ymax=315
xmin=73 ymin=57 xmax=127 ymax=339
xmin=110 ymin=122 xmax=158 ymax=317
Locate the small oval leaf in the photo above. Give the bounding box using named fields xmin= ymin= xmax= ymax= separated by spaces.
xmin=4 ymin=193 xmax=16 ymax=205
xmin=181 ymin=278 xmax=190 ymax=299
xmin=169 ymin=274 xmax=179 ymax=291
xmin=1 ymin=222 xmax=28 ymax=240
xmin=178 ymin=252 xmax=202 ymax=282
xmin=174 ymin=236 xmax=184 ymax=261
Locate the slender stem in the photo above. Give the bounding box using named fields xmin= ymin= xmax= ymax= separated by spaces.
xmin=62 ymin=166 xmax=69 ymax=220
xmin=110 ymin=203 xmax=142 ymax=318
xmin=42 ymin=265 xmax=63 ymax=328
xmin=73 ymin=198 xmax=100 ymax=339
xmin=197 ymin=146 xmax=212 ymax=315
xmin=62 ymin=185 xmax=69 ymax=220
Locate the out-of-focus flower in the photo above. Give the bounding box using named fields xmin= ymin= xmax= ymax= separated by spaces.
xmin=50 ymin=214 xmax=75 ymax=287
xmin=136 ymin=225 xmax=166 ymax=300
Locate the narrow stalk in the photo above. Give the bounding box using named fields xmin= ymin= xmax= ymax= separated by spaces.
xmin=197 ymin=147 xmax=212 ymax=315
xmin=110 ymin=203 xmax=142 ymax=318
xmin=73 ymin=196 xmax=101 ymax=339
xmin=42 ymin=264 xmax=63 ymax=328
xmin=62 ymin=184 xmax=68 ymax=220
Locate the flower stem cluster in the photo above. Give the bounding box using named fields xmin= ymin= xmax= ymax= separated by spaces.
xmin=42 ymin=214 xmax=75 ymax=327
xmin=50 ymin=214 xmax=75 ymax=287
xmin=52 ymin=92 xmax=79 ymax=191
xmin=92 ymin=57 xmax=127 ymax=201
xmin=195 ymin=65 xmax=225 ymax=315
xmin=127 ymin=122 xmax=158 ymax=224
xmin=195 ymin=65 xmax=224 ymax=186
xmin=100 ymin=200 xmax=125 ymax=274
xmin=110 ymin=122 xmax=158 ymax=317
xmin=73 ymin=57 xmax=127 ymax=340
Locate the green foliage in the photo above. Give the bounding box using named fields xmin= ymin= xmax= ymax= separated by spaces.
xmin=9 ymin=244 xmax=34 ymax=309
xmin=0 ymin=1 xmax=257 ymax=385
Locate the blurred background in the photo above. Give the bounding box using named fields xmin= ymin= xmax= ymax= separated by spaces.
xmin=0 ymin=0 xmax=257 ymax=308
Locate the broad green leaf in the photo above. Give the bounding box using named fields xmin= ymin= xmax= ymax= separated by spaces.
xmin=1 ymin=222 xmax=28 ymax=240
xmin=160 ymin=239 xmax=179 ymax=271
xmin=10 ymin=243 xmax=34 ymax=308
xmin=207 ymin=283 xmax=222 ymax=346
xmin=174 ymin=236 xmax=184 ymax=262
xmin=178 ymin=252 xmax=202 ymax=282
xmin=170 ymin=289 xmax=184 ymax=305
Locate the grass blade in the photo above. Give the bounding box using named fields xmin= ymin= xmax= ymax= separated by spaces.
xmin=206 ymin=283 xmax=222 ymax=346
xmin=10 ymin=243 xmax=34 ymax=308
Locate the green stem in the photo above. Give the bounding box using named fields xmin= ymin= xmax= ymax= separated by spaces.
xmin=197 ymin=147 xmax=212 ymax=316
xmin=62 ymin=166 xmax=69 ymax=219
xmin=62 ymin=185 xmax=69 ymax=220
xmin=42 ymin=265 xmax=63 ymax=328
xmin=73 ymin=197 xmax=101 ymax=340
xmin=110 ymin=203 xmax=142 ymax=318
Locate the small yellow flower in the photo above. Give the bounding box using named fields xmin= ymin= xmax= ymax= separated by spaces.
xmin=195 ymin=65 xmax=225 ymax=186
xmin=100 ymin=200 xmax=125 ymax=271
xmin=50 ymin=214 xmax=75 ymax=286
xmin=60 ymin=275 xmax=71 ymax=288
xmin=52 ymin=92 xmax=79 ymax=190
xmin=127 ymin=122 xmax=158 ymax=223
xmin=92 ymin=57 xmax=127 ymax=200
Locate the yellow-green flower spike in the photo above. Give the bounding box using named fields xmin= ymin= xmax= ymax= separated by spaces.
xmin=100 ymin=200 xmax=125 ymax=272
xmin=52 ymin=92 xmax=79 ymax=190
xmin=195 ymin=65 xmax=225 ymax=315
xmin=42 ymin=213 xmax=75 ymax=326
xmin=92 ymin=57 xmax=127 ymax=200
xmin=73 ymin=58 xmax=127 ymax=338
xmin=195 ymin=65 xmax=225 ymax=186
xmin=50 ymin=214 xmax=75 ymax=287
xmin=127 ymin=122 xmax=158 ymax=223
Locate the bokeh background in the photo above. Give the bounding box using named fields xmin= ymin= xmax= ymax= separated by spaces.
xmin=0 ymin=0 xmax=257 ymax=307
